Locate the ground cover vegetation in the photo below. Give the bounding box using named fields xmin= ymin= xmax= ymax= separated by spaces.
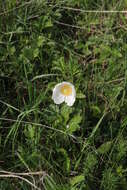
xmin=1 ymin=0 xmax=127 ymax=189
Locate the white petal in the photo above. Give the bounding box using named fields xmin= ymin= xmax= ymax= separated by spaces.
xmin=71 ymin=84 xmax=76 ymax=98
xmin=53 ymin=94 xmax=65 ymax=104
xmin=52 ymin=83 xmax=64 ymax=104
xmin=65 ymin=95 xmax=76 ymax=106
xmin=64 ymin=82 xmax=76 ymax=106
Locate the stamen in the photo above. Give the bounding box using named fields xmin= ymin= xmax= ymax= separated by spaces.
xmin=60 ymin=84 xmax=72 ymax=96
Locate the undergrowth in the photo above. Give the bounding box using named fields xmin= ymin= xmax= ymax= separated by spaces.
xmin=1 ymin=0 xmax=127 ymax=189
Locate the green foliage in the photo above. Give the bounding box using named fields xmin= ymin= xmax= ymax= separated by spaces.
xmin=97 ymin=141 xmax=112 ymax=154
xmin=1 ymin=0 xmax=127 ymax=189
xmin=101 ymin=168 xmax=119 ymax=190
xmin=84 ymin=153 xmax=98 ymax=177
xmin=70 ymin=175 xmax=85 ymax=187
xmin=57 ymin=148 xmax=71 ymax=173
xmin=116 ymin=137 xmax=127 ymax=161
xmin=67 ymin=113 xmax=82 ymax=134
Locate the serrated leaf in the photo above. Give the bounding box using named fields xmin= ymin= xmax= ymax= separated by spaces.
xmin=67 ymin=114 xmax=82 ymax=133
xmin=57 ymin=148 xmax=70 ymax=173
xmin=70 ymin=175 xmax=85 ymax=186
xmin=61 ymin=104 xmax=72 ymax=124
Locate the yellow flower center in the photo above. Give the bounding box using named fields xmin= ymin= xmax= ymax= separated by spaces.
xmin=60 ymin=84 xmax=72 ymax=96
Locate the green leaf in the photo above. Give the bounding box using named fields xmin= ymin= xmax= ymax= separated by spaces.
xmin=43 ymin=16 xmax=53 ymax=28
xmin=97 ymin=141 xmax=112 ymax=154
xmin=61 ymin=104 xmax=72 ymax=124
xmin=116 ymin=165 xmax=123 ymax=177
xmin=37 ymin=36 xmax=45 ymax=47
xmin=91 ymin=105 xmax=101 ymax=117
xmin=57 ymin=148 xmax=70 ymax=173
xmin=22 ymin=46 xmax=33 ymax=59
xmin=84 ymin=153 xmax=98 ymax=173
xmin=33 ymin=48 xmax=39 ymax=58
xmin=67 ymin=114 xmax=82 ymax=133
xmin=10 ymin=46 xmax=16 ymax=55
xmin=77 ymin=93 xmax=86 ymax=99
xmin=70 ymin=175 xmax=85 ymax=186
xmin=24 ymin=125 xmax=35 ymax=139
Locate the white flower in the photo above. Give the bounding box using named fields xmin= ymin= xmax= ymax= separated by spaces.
xmin=52 ymin=82 xmax=76 ymax=106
